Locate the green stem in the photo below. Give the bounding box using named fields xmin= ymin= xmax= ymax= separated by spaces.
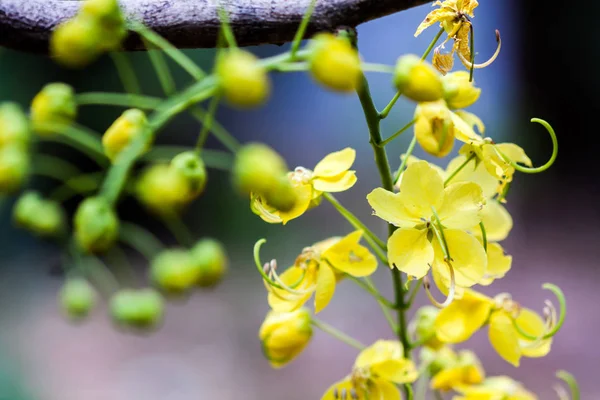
xmin=36 ymin=123 xmax=108 ymax=166
xmin=422 ymin=28 xmax=445 ymax=61
xmin=161 ymin=212 xmax=195 ymax=247
xmin=144 ymin=40 xmax=176 ymax=95
xmin=110 ymin=52 xmax=141 ymax=95
xmin=195 ymin=94 xmax=221 ymax=152
xmin=393 ymin=134 xmax=418 ymax=184
xmin=363 ymin=276 xmax=398 ymax=332
xmin=106 ymin=246 xmax=137 ymax=287
xmin=217 ymin=6 xmax=238 ymax=48
xmin=143 ymin=146 xmax=234 ymax=171
xmin=49 ymin=172 xmax=104 ymax=203
xmin=347 ymin=275 xmax=396 ymax=309
xmin=469 ymin=23 xmax=475 ymax=82
xmin=379 ymin=118 xmax=416 ymax=147
xmin=31 ymin=154 xmax=82 ymax=182
xmin=405 ymin=280 xmax=422 ymax=309
xmin=289 ymin=0 xmax=317 ymax=59
xmin=444 ymin=154 xmax=475 ymax=186
xmin=76 ymin=92 xmax=162 ymax=109
xmin=311 ymin=318 xmax=365 ymax=350
xmin=188 ymin=107 xmax=240 ymax=153
xmin=119 ymin=221 xmax=164 ymax=260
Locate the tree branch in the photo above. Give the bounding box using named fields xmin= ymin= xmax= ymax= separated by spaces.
xmin=0 ymin=0 xmax=431 ymax=53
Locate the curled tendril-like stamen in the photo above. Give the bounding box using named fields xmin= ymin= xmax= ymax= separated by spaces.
xmin=254 ymin=239 xmax=286 ymax=290
xmin=458 ymin=29 xmax=502 ymax=70
xmin=512 ymin=283 xmax=566 ymax=341
xmin=556 ymin=370 xmax=580 ymax=400
xmin=554 ymin=384 xmax=571 ymax=400
xmin=423 ymin=265 xmax=456 ymax=309
xmin=494 ymin=118 xmax=559 ymax=174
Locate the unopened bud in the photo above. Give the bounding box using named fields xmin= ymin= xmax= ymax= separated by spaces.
xmin=217 ymin=50 xmax=271 ymax=108
xmin=170 ymin=151 xmax=207 ymax=201
xmin=263 ymin=174 xmax=297 ymax=212
xmin=191 ymin=238 xmax=228 ymax=287
xmin=74 ymin=196 xmax=119 ymax=253
xmin=232 ymin=142 xmax=288 ymax=198
xmin=309 ymin=33 xmax=362 ymax=92
xmin=59 ymin=278 xmax=96 ymax=320
xmin=13 ymin=191 xmax=65 ymax=238
xmin=135 ymin=164 xmax=191 ymax=214
xmin=0 ymin=145 xmax=29 ymax=194
xmin=394 ymin=54 xmax=443 ymax=103
xmin=150 ymin=249 xmax=199 ymax=293
xmin=413 ymin=306 xmax=443 ymax=350
xmin=30 ymin=83 xmax=77 ymax=135
xmin=0 ymin=103 xmax=30 ymax=148
xmin=102 ymin=109 xmax=149 ymax=162
xmin=81 ymin=0 xmax=126 ymax=50
xmin=50 ymin=16 xmax=104 ymax=68
xmin=259 ymin=308 xmax=313 ymax=368
xmin=442 ymin=71 xmax=481 ymax=109
xmin=110 ymin=288 xmax=165 ymax=330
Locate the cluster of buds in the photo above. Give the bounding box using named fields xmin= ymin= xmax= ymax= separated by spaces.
xmin=0 ymin=103 xmax=31 ymax=193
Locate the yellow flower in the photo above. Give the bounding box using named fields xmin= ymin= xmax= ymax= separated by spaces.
xmin=322 ymin=340 xmax=418 ymax=400
xmin=367 ymin=161 xmax=486 ymax=291
xmin=442 ymin=71 xmax=481 ymax=109
xmin=259 ymin=308 xmax=313 ymax=369
xmin=434 ymin=289 xmax=553 ymax=366
xmin=429 ymin=348 xmax=485 ymax=392
xmin=252 ymin=148 xmax=357 ymax=224
xmin=414 ymin=101 xmax=483 ymax=157
xmin=266 ymin=231 xmax=377 ymax=314
xmin=453 ymin=376 xmax=537 ymax=400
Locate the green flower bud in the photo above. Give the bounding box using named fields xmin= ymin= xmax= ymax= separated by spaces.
xmin=110 ymin=288 xmax=164 ymax=330
xmin=420 ymin=346 xmax=457 ymax=377
xmin=59 ymin=278 xmax=96 ymax=320
xmin=216 ymin=50 xmax=271 ymax=108
xmin=74 ymin=196 xmax=119 ymax=253
xmin=13 ymin=191 xmax=66 ymax=238
xmin=81 ymin=0 xmax=126 ymax=50
xmin=259 ymin=308 xmax=313 ymax=368
xmin=394 ymin=54 xmax=444 ymax=103
xmin=232 ymin=143 xmax=288 ymax=199
xmin=150 ymin=249 xmax=200 ymax=293
xmin=442 ymin=71 xmax=481 ymax=109
xmin=30 ymin=83 xmax=77 ymax=135
xmin=262 ymin=174 xmax=297 ymax=212
xmin=0 ymin=145 xmax=29 ymax=194
xmin=413 ymin=306 xmax=443 ymax=350
xmin=0 ymin=103 xmax=30 ymax=148
xmin=170 ymin=151 xmax=207 ymax=201
xmin=135 ymin=164 xmax=191 ymax=214
xmin=309 ymin=33 xmax=362 ymax=92
xmin=50 ymin=16 xmax=103 ymax=68
xmin=191 ymin=238 xmax=228 ymax=288
xmin=102 ymin=109 xmax=149 ymax=162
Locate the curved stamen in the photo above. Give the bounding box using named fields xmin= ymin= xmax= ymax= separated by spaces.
xmin=554 ymin=384 xmax=571 ymax=400
xmin=494 ymin=118 xmax=558 ymax=174
xmin=423 ymin=264 xmax=456 ymax=309
xmin=270 ymin=267 xmax=316 ymax=295
xmin=512 ymin=283 xmax=566 ymax=341
xmin=556 ymin=370 xmax=580 ymax=400
xmin=458 ymin=29 xmax=502 ymax=69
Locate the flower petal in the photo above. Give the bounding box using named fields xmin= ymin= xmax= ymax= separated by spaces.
xmin=450 ymin=111 xmax=483 ymax=143
xmin=398 ymin=161 xmax=444 ymax=218
xmin=312 ymin=170 xmax=357 ymax=192
xmin=495 ymin=143 xmax=532 ymax=167
xmin=438 ymin=182 xmax=484 ymax=230
xmin=479 ymin=200 xmax=512 ymax=241
xmin=267 ymin=267 xmax=314 ymax=312
xmin=454 ymin=110 xmax=485 ymax=136
xmin=314 ymin=264 xmax=336 ymax=313
xmin=488 ymin=312 xmax=521 ymax=367
xmin=320 ymin=377 xmax=352 ymax=400
xmin=433 ymin=229 xmax=487 ymax=287
xmin=313 ymin=148 xmax=356 ymax=178
xmin=370 ymin=379 xmax=402 ymax=400
xmin=479 ymin=242 xmax=511 ymax=285
xmin=414 ymin=7 xmax=458 ymax=37
xmin=372 ymin=359 xmax=419 ymax=384
xmin=435 ymin=289 xmax=493 ymax=343
xmin=445 ymin=154 xmax=496 ymax=198
xmin=279 ymin=184 xmax=314 ymax=224
xmin=322 ymin=231 xmax=377 ymax=277
xmin=367 ymin=188 xmax=422 ymax=228
xmin=516 ymin=308 xmax=552 ymax=358
xmin=388 ymin=228 xmax=433 ymax=279
xmin=355 ymin=340 xmax=404 ymax=368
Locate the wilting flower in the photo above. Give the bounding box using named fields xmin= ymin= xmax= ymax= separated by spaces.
xmin=259 ymin=308 xmax=313 ymax=369
xmin=434 ymin=289 xmax=554 ymax=366
xmin=252 ymin=148 xmax=357 ymax=224
xmin=264 ymin=231 xmax=377 ymax=313
xmin=453 ymin=376 xmax=537 ymax=400
xmin=322 ymin=340 xmax=418 ymax=400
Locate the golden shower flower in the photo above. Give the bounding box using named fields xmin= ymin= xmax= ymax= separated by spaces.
xmin=259 ymin=308 xmax=313 ymax=369
xmin=429 ymin=348 xmax=484 ymax=392
xmin=367 ymin=161 xmax=486 ymax=291
xmin=322 ymin=340 xmax=418 ymax=400
xmin=265 ymin=230 xmax=377 ymax=313
xmin=453 ymin=376 xmax=537 ymax=400
xmin=434 ymin=289 xmax=553 ymax=366
xmin=252 ymin=148 xmax=357 ymax=224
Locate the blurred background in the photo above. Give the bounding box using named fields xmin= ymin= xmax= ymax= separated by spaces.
xmin=0 ymin=0 xmax=597 ymax=398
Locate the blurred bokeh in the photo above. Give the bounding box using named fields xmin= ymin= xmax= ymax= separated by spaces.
xmin=0 ymin=0 xmax=597 ymax=398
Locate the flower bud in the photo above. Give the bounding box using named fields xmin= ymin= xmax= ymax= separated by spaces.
xmin=150 ymin=249 xmax=199 ymax=293
xmin=0 ymin=103 xmax=30 ymax=148
xmin=135 ymin=164 xmax=191 ymax=214
xmin=0 ymin=145 xmax=29 ymax=193
xmin=74 ymin=196 xmax=119 ymax=253
xmin=442 ymin=71 xmax=481 ymax=109
xmin=232 ymin=142 xmax=288 ymax=198
xmin=30 ymin=83 xmax=77 ymax=135
xmin=59 ymin=278 xmax=96 ymax=320
xmin=309 ymin=33 xmax=362 ymax=92
xmin=81 ymin=0 xmax=126 ymax=50
xmin=413 ymin=306 xmax=443 ymax=349
xmin=394 ymin=54 xmax=443 ymax=102
xmin=414 ymin=100 xmax=454 ymax=157
xmin=110 ymin=288 xmax=164 ymax=330
xmin=13 ymin=191 xmax=66 ymax=238
xmin=170 ymin=151 xmax=207 ymax=200
xmin=102 ymin=109 xmax=149 ymax=162
xmin=50 ymin=16 xmax=104 ymax=68
xmin=191 ymin=238 xmax=228 ymax=287
xmin=259 ymin=308 xmax=313 ymax=368
xmin=262 ymin=174 xmax=298 ymax=212
xmin=216 ymin=50 xmax=271 ymax=108
xmin=420 ymin=346 xmax=456 ymax=377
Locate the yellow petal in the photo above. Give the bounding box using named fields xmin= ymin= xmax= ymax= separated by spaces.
xmin=479 ymin=242 xmax=511 ymax=285
xmin=414 ymin=7 xmax=458 ymax=37
xmin=267 ymin=267 xmax=315 ymax=312
xmin=495 ymin=143 xmax=532 ymax=167
xmin=438 ymin=182 xmax=484 ymax=230
xmin=450 ymin=111 xmax=483 ymax=143
xmin=370 ymin=379 xmax=402 ymax=400
xmin=388 ymin=228 xmax=433 ymax=279
xmin=314 ymin=264 xmax=336 ymax=313
xmin=488 ymin=312 xmax=521 ymax=367
xmin=454 ymin=110 xmax=485 ymax=135
xmin=431 ymin=365 xmax=483 ymax=391
xmin=372 ymin=359 xmax=419 ymax=384
xmin=445 ymin=154 xmax=496 ymax=198
xmin=279 ymin=183 xmax=314 ymax=224
xmin=320 ymin=377 xmax=352 ymax=400
xmin=435 ymin=289 xmax=493 ymax=343
xmin=367 ymin=188 xmax=422 ymax=228
xmin=433 ymin=229 xmax=487 ymax=287
xmin=322 ymin=231 xmax=377 ymax=277
xmin=480 ymin=200 xmax=512 ymax=242
xmin=355 ymin=340 xmax=403 ymax=368
xmin=516 ymin=308 xmax=552 ymax=358
xmin=313 ymin=148 xmax=356 ymax=178
xmin=398 ymin=161 xmax=444 ymax=217
xmin=312 ymin=170 xmax=357 ymax=192
xmin=414 ymin=100 xmax=455 ymax=157
xmin=455 ymin=23 xmax=472 ymax=70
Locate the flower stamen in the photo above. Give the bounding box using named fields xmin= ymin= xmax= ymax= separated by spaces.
xmin=458 ymin=30 xmax=502 ymax=69
xmin=423 ymin=262 xmax=456 ymax=309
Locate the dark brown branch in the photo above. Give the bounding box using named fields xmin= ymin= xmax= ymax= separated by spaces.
xmin=0 ymin=0 xmax=431 ymax=53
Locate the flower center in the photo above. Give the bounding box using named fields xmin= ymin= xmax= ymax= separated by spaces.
xmin=290 ymin=167 xmax=313 ymax=185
